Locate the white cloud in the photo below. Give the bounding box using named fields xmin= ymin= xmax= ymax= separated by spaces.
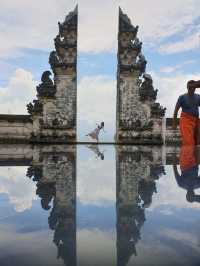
xmin=0 ymin=0 xmax=200 ymax=56
xmin=0 ymin=0 xmax=77 ymax=57
xmin=0 ymin=225 xmax=60 ymax=265
xmin=118 ymin=0 xmax=200 ymax=42
xmin=77 ymin=75 xmax=116 ymax=140
xmin=78 ymin=229 xmax=115 ymax=265
xmin=0 ymin=68 xmax=36 ymax=114
xmin=159 ymin=30 xmax=200 ymax=54
xmin=160 ymin=60 xmax=196 ymax=74
xmin=77 ymin=147 xmax=116 ymax=206
xmin=161 ymin=228 xmax=199 ymax=247
xmin=160 ymin=66 xmax=179 ymax=74
xmin=0 ymin=167 xmax=37 ymax=212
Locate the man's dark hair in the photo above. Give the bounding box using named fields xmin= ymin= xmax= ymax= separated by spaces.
xmin=187 ymin=80 xmax=196 ymax=89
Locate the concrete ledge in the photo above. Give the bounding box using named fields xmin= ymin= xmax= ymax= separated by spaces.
xmin=0 ymin=115 xmax=182 ymax=144
xmin=0 ymin=138 xmax=31 ymax=144
xmin=0 ymin=139 xmax=180 ymax=145
xmin=0 ymin=114 xmax=32 ymax=123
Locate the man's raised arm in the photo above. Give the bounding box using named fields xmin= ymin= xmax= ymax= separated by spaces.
xmin=195 ymin=80 xmax=200 ymax=88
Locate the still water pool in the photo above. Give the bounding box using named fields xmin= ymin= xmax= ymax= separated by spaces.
xmin=0 ymin=144 xmax=199 ymax=266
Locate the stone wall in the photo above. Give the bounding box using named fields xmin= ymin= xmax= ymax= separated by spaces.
xmin=165 ymin=118 xmax=181 ymax=144
xmin=0 ymin=115 xmax=32 ymax=143
xmin=0 ymin=114 xmax=182 ymax=145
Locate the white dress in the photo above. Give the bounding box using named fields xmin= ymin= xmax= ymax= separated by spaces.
xmin=88 ymin=126 xmax=101 ymax=141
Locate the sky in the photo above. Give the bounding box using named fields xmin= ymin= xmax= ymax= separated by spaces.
xmin=0 ymin=0 xmax=200 ymax=140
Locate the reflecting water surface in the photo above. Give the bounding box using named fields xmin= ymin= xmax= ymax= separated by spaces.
xmin=0 ymin=144 xmax=199 ymax=265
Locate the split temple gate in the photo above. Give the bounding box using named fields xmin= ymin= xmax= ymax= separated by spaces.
xmin=0 ymin=6 xmax=180 ymax=144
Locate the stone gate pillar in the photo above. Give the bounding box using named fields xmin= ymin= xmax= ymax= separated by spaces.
xmin=27 ymin=6 xmax=78 ymax=142
xmin=27 ymin=145 xmax=77 ymax=265
xmin=116 ymin=8 xmax=166 ymax=144
xmin=116 ymin=145 xmax=165 ymax=265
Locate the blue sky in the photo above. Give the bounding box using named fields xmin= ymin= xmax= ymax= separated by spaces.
xmin=0 ymin=0 xmax=200 ymax=140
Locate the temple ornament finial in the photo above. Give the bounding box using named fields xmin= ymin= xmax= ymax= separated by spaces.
xmin=58 ymin=5 xmax=78 ymax=34
xmin=119 ymin=7 xmax=139 ymax=35
xmin=36 ymin=71 xmax=56 ymax=98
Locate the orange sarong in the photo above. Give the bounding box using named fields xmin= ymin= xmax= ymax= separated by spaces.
xmin=179 ymin=145 xmax=197 ymax=171
xmin=179 ymin=112 xmax=200 ymax=146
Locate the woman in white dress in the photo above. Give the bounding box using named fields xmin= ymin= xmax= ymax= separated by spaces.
xmin=86 ymin=122 xmax=105 ymax=142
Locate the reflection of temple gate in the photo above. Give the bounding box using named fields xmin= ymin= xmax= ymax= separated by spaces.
xmin=27 ymin=145 xmax=77 ymax=266
xmin=116 ymin=146 xmax=165 ymax=265
xmin=0 ymin=144 xmax=181 ymax=265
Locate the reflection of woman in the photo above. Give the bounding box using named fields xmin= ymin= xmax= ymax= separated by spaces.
xmin=173 ymin=146 xmax=200 ymax=203
xmin=86 ymin=144 xmax=105 ymax=160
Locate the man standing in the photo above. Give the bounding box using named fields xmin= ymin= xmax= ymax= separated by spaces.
xmin=173 ymin=80 xmax=200 ymax=145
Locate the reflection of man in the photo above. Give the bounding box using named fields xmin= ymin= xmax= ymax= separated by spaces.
xmin=173 ymin=146 xmax=200 ymax=203
xmin=173 ymin=80 xmax=200 ymax=145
